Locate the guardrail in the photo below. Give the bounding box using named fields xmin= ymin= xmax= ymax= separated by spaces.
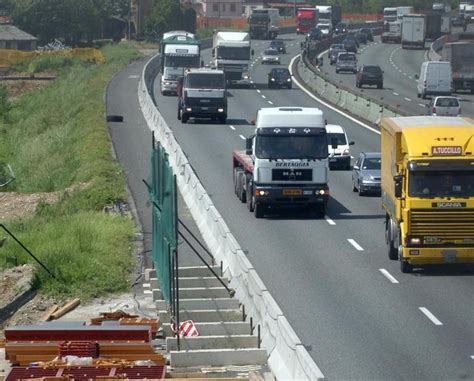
xmin=138 ymin=31 xmax=323 ymax=380
xmin=296 ymin=26 xmax=406 ymax=123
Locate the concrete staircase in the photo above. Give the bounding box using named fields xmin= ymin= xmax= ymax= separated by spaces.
xmin=151 ymin=265 xmax=267 ymax=368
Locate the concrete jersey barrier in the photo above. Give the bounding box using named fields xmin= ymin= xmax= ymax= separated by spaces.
xmin=137 ymin=36 xmax=324 ymax=380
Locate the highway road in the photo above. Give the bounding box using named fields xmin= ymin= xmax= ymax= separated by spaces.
xmin=322 ymin=26 xmax=474 ymax=117
xmin=150 ymin=35 xmax=474 ymax=379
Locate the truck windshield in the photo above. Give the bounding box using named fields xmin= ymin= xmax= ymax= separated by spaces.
xmin=250 ymin=15 xmax=269 ymax=25
xmin=217 ymin=46 xmax=250 ymax=60
xmin=327 ymin=133 xmax=347 ymax=145
xmin=187 ymin=74 xmax=225 ymax=89
xmin=384 ymin=10 xmax=397 ymax=17
xmin=409 ymin=170 xmax=474 ymax=197
xmin=255 ymin=135 xmax=328 ymax=160
xmin=164 ymin=55 xmax=200 ymax=68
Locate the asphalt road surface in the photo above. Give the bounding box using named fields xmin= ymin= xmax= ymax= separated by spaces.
xmin=146 ymin=35 xmax=474 ymax=379
xmin=322 ymin=26 xmax=474 ymax=117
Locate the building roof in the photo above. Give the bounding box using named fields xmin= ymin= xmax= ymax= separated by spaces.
xmin=0 ymin=25 xmax=37 ymax=41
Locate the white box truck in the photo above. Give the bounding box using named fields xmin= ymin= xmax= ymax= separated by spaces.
xmin=212 ymin=31 xmax=251 ymax=87
xmin=401 ymin=14 xmax=426 ymax=49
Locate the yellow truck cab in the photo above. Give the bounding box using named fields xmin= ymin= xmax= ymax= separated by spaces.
xmin=380 ymin=116 xmax=474 ymax=273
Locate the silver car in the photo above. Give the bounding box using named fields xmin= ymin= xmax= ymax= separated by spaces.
xmin=262 ymin=48 xmax=280 ymax=64
xmin=336 ymin=52 xmax=357 ymax=74
xmin=427 ymin=96 xmax=461 ymax=116
xmin=352 ymin=152 xmax=381 ymax=196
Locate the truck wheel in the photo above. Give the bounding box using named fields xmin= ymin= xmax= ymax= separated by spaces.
xmin=314 ymin=204 xmax=326 ymax=218
xmin=233 ymin=168 xmax=241 ymax=197
xmin=177 ymin=105 xmax=182 ymax=120
xmin=181 ymin=113 xmax=188 ymax=124
xmin=219 ymin=115 xmax=226 ymax=124
xmin=352 ymin=179 xmax=358 ymax=192
xmin=246 ymin=178 xmax=254 ymax=212
xmin=254 ymin=203 xmax=265 ymax=218
xmin=388 ymin=240 xmax=398 ymax=260
xmin=237 ymin=171 xmax=246 ymax=203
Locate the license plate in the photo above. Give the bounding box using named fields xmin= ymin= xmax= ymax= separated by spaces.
xmin=283 ymin=188 xmax=302 ymax=196
xmin=201 ymin=107 xmax=208 ymax=111
xmin=329 ymin=158 xmax=337 ymax=162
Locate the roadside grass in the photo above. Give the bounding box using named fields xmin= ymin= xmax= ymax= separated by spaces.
xmin=0 ymin=42 xmax=142 ymax=299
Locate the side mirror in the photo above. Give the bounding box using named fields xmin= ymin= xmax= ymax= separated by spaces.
xmin=353 ymin=165 xmax=359 ymax=170
xmin=349 ymin=141 xmax=355 ymax=146
xmin=245 ymin=136 xmax=254 ymax=155
xmin=331 ymin=138 xmax=338 ymax=149
xmin=394 ymin=175 xmax=403 ymax=198
xmin=200 ymin=60 xmax=204 ymax=67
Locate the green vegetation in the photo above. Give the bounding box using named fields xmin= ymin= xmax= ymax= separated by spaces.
xmin=312 ymin=0 xmax=459 ymax=13
xmin=0 ymin=42 xmax=142 ymax=299
xmin=195 ymin=27 xmax=245 ymax=40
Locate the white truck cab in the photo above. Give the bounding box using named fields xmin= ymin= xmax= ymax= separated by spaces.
xmin=233 ymin=107 xmax=330 ymax=218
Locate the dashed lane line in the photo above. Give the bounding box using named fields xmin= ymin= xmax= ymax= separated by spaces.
xmin=229 ymin=125 xmax=236 ymax=130
xmin=419 ymin=307 xmax=443 ymax=326
xmin=348 ymin=239 xmax=364 ymax=251
xmin=256 ymin=89 xmax=261 ymax=93
xmin=268 ymin=100 xmax=273 ymax=104
xmin=239 ymin=134 xmax=246 ymax=140
xmin=261 ymin=95 xmax=266 ymax=99
xmin=404 ymin=97 xmax=412 ymax=102
xmin=393 ymin=92 xmax=399 ymax=96
xmin=379 ymin=269 xmax=399 ymax=284
xmin=419 ymin=103 xmax=426 ymax=107
xmin=325 ymin=216 xmax=336 ymax=225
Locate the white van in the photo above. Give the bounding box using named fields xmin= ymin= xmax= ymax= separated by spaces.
xmin=326 ymin=124 xmax=354 ymax=170
xmin=417 ymin=61 xmax=452 ymax=99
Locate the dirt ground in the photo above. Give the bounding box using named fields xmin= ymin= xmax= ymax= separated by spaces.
xmin=3 ymin=70 xmax=56 ymax=99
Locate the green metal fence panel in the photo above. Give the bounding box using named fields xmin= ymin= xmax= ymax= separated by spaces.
xmin=148 ymin=141 xmax=178 ymax=304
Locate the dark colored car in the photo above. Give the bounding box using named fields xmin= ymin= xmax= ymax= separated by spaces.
xmin=268 ymin=68 xmax=292 ymax=89
xmin=345 ymin=34 xmax=360 ymax=47
xmin=355 ymin=32 xmax=367 ymax=44
xmin=307 ymin=27 xmax=323 ymax=41
xmin=334 ymin=22 xmax=348 ymax=34
xmin=329 ymin=47 xmax=346 ymax=65
xmin=270 ymin=39 xmax=287 ymax=54
xmin=328 ymin=43 xmax=345 ymax=58
xmin=451 ymin=15 xmax=465 ymax=27
xmin=356 ymin=64 xmax=383 ymax=88
xmin=359 ymin=28 xmax=374 ymax=42
xmin=342 ymin=38 xmax=358 ymax=53
xmin=352 ymin=152 xmax=381 ymax=196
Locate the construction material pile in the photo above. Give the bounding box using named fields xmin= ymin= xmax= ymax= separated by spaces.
xmin=1 ymin=311 xmax=165 ymax=380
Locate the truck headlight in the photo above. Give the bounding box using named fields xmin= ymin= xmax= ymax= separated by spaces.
xmin=343 ymin=149 xmax=350 ymax=156
xmin=316 ymin=189 xmax=327 ymax=195
xmin=287 ymin=78 xmax=291 ymax=82
xmin=271 ymin=78 xmax=275 ymax=81
xmin=256 ymin=189 xmax=269 ymax=196
xmin=410 ymin=237 xmax=421 ymax=245
xmin=243 ymin=73 xmax=249 ymax=79
xmin=186 ymin=107 xmax=192 ymax=112
xmin=217 ymin=108 xmax=224 ymax=113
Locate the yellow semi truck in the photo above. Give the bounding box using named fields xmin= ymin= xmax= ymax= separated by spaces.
xmin=381 ymin=116 xmax=474 ymax=273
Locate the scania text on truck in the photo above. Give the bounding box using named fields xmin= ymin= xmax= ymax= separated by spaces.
xmin=160 ymin=31 xmax=201 ymax=95
xmin=248 ymin=8 xmax=279 ymax=39
xmin=233 ymin=107 xmax=330 ymax=218
xmin=177 ymin=68 xmax=227 ymax=124
xmin=212 ymin=31 xmax=251 ymax=87
xmin=381 ymin=116 xmax=474 ymax=273
xmin=442 ymin=41 xmax=474 ymax=93
xmin=401 ymin=14 xmax=426 ymax=49
xmin=296 ymin=8 xmax=318 ymax=35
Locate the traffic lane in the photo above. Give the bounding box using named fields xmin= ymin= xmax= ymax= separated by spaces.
xmin=237 ymin=42 xmax=474 ymax=376
xmin=154 ymin=40 xmax=474 ymax=377
xmin=322 ymin=39 xmax=426 ymax=116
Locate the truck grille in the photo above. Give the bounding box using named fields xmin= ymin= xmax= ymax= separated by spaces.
xmin=272 ymin=169 xmax=312 ymax=181
xmin=410 ymin=209 xmax=474 ymax=242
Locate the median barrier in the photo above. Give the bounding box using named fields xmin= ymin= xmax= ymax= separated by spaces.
xmin=138 ymin=34 xmax=326 ymax=380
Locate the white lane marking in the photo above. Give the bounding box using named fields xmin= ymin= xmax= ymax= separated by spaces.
xmin=128 ymin=75 xmax=139 ymax=79
xmin=143 ymin=290 xmax=153 ymax=294
xmin=393 ymin=92 xmax=399 ymax=96
xmin=289 ymin=55 xmax=381 ymax=135
xmin=404 ymin=97 xmax=412 ymax=102
xmin=268 ymin=100 xmax=273 ymax=104
xmin=325 ymin=216 xmax=336 ymax=225
xmin=402 ymin=72 xmax=407 ymax=76
xmin=239 ymin=134 xmax=246 ymax=140
xmin=261 ymin=95 xmax=266 ymax=99
xmin=408 ymin=76 xmax=413 ymax=79
xmin=229 ymin=125 xmax=236 ymax=130
xmin=419 ymin=103 xmax=426 ymax=107
xmin=419 ymin=307 xmax=443 ymax=326
xmin=142 ymin=283 xmax=151 ymax=287
xmin=379 ymin=269 xmax=399 ymax=284
xmin=250 ymin=80 xmax=254 ymax=84
xmin=470 ymin=355 xmax=474 ymax=360
xmin=347 ymin=239 xmax=364 ymax=251
xmin=257 ymin=89 xmax=261 ymax=93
